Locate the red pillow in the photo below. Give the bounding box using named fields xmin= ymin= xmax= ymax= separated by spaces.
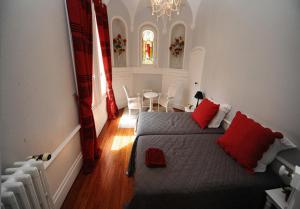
xmin=192 ymin=99 xmax=220 ymax=128
xmin=217 ymin=111 xmax=283 ymax=172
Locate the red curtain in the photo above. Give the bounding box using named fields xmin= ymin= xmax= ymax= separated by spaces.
xmin=66 ymin=0 xmax=99 ymax=173
xmin=93 ymin=0 xmax=119 ymax=119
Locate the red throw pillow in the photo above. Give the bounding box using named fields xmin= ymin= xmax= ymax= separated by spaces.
xmin=192 ymin=99 xmax=220 ymax=128
xmin=217 ymin=111 xmax=283 ymax=172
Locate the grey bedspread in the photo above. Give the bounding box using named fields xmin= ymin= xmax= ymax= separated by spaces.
xmin=127 ymin=112 xmax=224 ymax=176
xmin=127 ymin=134 xmax=283 ymax=209
xmin=136 ymin=112 xmax=224 ymax=136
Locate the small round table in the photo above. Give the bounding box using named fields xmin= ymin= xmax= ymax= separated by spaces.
xmin=143 ymin=92 xmax=158 ymax=112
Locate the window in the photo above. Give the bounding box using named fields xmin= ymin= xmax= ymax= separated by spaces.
xmin=142 ymin=30 xmax=155 ymax=65
xmin=92 ymin=4 xmax=106 ymax=109
xmin=139 ymin=24 xmax=157 ymax=66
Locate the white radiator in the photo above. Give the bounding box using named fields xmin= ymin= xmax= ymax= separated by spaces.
xmin=1 ymin=159 xmax=54 ymax=209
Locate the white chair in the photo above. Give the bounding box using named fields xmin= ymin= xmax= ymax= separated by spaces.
xmin=123 ymin=86 xmax=141 ymax=115
xmin=158 ymin=85 xmax=178 ymax=112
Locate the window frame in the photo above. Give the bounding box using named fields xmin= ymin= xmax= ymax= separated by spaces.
xmin=138 ymin=22 xmax=159 ymax=67
xmin=141 ymin=29 xmax=155 ymax=65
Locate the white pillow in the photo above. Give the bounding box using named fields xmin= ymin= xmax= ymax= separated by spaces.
xmin=254 ymin=137 xmax=296 ymax=172
xmin=208 ymin=103 xmax=231 ymax=128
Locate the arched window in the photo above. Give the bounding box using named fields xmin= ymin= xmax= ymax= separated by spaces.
xmin=139 ymin=24 xmax=157 ymax=66
xmin=142 ymin=30 xmax=155 ymax=65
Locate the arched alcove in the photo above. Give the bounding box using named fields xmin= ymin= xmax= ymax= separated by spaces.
xmin=111 ymin=17 xmax=128 ymax=67
xmin=169 ymin=23 xmax=186 ymax=69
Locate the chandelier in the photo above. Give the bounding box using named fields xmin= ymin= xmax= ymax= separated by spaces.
xmin=150 ymin=0 xmax=182 ymax=20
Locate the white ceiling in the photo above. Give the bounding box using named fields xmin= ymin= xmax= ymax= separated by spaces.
xmin=103 ymin=0 xmax=203 ymax=29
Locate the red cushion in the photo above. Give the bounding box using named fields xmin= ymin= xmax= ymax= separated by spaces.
xmin=217 ymin=111 xmax=283 ymax=172
xmin=192 ymin=99 xmax=220 ymax=128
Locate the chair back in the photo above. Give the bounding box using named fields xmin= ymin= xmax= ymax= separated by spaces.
xmin=167 ymin=85 xmax=178 ymax=98
xmin=123 ymin=85 xmax=129 ymax=100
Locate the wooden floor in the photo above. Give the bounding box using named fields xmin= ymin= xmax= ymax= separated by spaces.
xmin=61 ymin=109 xmax=134 ymax=209
xmin=61 ymin=108 xmax=182 ymax=209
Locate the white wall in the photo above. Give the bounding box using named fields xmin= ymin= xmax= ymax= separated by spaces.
xmin=191 ymin=0 xmax=300 ymax=146
xmin=133 ymin=74 xmax=162 ymax=95
xmin=0 ymin=0 xmax=83 ymax=208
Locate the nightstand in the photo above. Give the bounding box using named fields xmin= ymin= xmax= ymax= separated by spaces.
xmin=264 ymin=188 xmax=288 ymax=209
xmin=184 ymin=106 xmax=195 ymax=112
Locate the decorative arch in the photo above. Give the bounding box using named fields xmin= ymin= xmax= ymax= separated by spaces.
xmin=168 ymin=21 xmax=187 ymax=69
xmin=111 ymin=16 xmax=128 ymax=67
xmin=138 ymin=22 xmax=159 ymax=67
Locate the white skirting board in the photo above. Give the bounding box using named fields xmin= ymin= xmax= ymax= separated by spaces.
xmin=52 ymin=153 xmax=83 ymax=209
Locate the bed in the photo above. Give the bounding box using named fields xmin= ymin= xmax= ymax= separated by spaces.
xmin=127 ymin=134 xmax=283 ymax=209
xmin=127 ymin=112 xmax=224 ymax=176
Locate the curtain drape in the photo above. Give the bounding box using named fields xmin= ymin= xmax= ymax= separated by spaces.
xmin=66 ymin=0 xmax=99 ymax=173
xmin=93 ymin=0 xmax=119 ymax=119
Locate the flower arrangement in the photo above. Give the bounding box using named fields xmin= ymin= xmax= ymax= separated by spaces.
xmin=113 ymin=34 xmax=126 ymax=55
xmin=169 ymin=36 xmax=184 ymax=57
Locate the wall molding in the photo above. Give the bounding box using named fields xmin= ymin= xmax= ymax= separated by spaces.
xmin=52 ymin=152 xmax=83 ymax=209
xmin=112 ymin=67 xmax=189 ymax=76
xmin=44 ymin=125 xmax=81 ymax=169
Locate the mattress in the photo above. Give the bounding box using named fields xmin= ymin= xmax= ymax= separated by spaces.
xmin=127 ymin=134 xmax=283 ymax=209
xmin=136 ymin=112 xmax=225 ymax=136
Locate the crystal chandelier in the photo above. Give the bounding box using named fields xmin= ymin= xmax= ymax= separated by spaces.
xmin=150 ymin=0 xmax=182 ymax=20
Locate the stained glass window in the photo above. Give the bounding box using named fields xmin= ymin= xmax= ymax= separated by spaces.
xmin=142 ymin=30 xmax=155 ymax=65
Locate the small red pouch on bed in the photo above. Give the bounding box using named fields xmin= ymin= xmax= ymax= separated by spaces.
xmin=145 ymin=148 xmax=166 ymax=168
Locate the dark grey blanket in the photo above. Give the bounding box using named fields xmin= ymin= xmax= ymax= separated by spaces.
xmin=127 ymin=112 xmax=225 ymax=176
xmin=127 ymin=134 xmax=283 ymax=209
xmin=136 ymin=112 xmax=224 ymax=136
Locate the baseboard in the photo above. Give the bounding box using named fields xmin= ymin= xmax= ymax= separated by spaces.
xmin=52 ymin=152 xmax=82 ymax=209
xmin=172 ymin=103 xmax=185 ymax=111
